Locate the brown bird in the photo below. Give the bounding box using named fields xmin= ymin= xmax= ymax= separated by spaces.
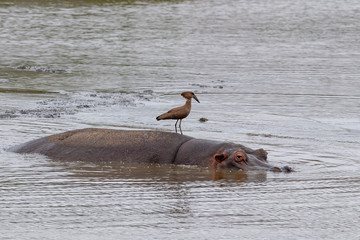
xmin=156 ymin=91 xmax=200 ymax=134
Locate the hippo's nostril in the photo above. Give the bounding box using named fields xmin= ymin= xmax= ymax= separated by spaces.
xmin=282 ymin=166 xmax=293 ymax=172
xmin=272 ymin=166 xmax=293 ymax=172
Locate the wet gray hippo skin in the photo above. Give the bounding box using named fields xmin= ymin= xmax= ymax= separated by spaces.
xmin=10 ymin=128 xmax=292 ymax=172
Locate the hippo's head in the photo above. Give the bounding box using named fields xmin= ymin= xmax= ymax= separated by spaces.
xmin=212 ymin=147 xmax=292 ymax=172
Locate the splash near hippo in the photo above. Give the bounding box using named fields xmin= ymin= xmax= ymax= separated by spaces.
xmin=10 ymin=128 xmax=292 ymax=172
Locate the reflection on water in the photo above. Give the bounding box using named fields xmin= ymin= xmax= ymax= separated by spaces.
xmin=2 ymin=153 xmax=360 ymax=240
xmin=60 ymin=161 xmax=263 ymax=183
xmin=1 ymin=0 xmax=360 ymax=239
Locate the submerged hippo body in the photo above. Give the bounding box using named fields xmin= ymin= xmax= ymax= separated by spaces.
xmin=10 ymin=128 xmax=292 ymax=172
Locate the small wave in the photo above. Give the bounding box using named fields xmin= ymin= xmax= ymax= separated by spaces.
xmin=15 ymin=65 xmax=68 ymax=74
xmin=246 ymin=133 xmax=299 ymax=139
xmin=246 ymin=132 xmax=359 ymax=146
xmin=0 ymin=111 xmax=20 ymax=119
xmin=190 ymin=80 xmax=225 ymax=89
xmin=0 ymin=87 xmax=56 ymax=94
xmin=0 ymin=90 xmax=154 ymax=119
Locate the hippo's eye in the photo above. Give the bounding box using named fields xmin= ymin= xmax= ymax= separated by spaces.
xmin=236 ymin=155 xmax=246 ymax=162
xmin=235 ymin=153 xmax=248 ymax=165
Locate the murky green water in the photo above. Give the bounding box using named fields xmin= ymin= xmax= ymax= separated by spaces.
xmin=1 ymin=0 xmax=360 ymax=239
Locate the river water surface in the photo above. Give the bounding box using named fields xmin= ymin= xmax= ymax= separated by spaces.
xmin=1 ymin=0 xmax=360 ymax=239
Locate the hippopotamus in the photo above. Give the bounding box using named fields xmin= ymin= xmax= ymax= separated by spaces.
xmin=10 ymin=128 xmax=292 ymax=172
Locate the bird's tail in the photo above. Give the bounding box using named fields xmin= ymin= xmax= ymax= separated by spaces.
xmin=156 ymin=113 xmax=168 ymax=121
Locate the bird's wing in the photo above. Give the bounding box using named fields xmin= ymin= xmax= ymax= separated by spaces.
xmin=167 ymin=106 xmax=183 ymax=114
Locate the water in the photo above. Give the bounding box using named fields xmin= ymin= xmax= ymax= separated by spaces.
xmin=1 ymin=0 xmax=360 ymax=239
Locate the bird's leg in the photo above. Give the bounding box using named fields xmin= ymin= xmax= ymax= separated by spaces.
xmin=179 ymin=119 xmax=183 ymax=135
xmin=175 ymin=119 xmax=179 ymax=133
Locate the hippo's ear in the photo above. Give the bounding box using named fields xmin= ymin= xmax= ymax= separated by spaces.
xmin=214 ymin=153 xmax=227 ymax=163
xmin=253 ymin=148 xmax=268 ymax=161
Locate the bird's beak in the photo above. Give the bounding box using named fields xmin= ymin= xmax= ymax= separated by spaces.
xmin=193 ymin=95 xmax=200 ymax=103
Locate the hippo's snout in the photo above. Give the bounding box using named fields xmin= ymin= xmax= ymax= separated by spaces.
xmin=246 ymin=154 xmax=293 ymax=173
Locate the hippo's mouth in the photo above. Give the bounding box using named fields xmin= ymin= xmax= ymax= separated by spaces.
xmin=246 ymin=165 xmax=293 ymax=173
xmin=229 ymin=164 xmax=293 ymax=173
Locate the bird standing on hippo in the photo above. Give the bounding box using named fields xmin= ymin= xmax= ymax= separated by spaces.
xmin=10 ymin=128 xmax=292 ymax=172
xmin=156 ymin=91 xmax=200 ymax=134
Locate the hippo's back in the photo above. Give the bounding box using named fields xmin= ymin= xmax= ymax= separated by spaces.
xmin=11 ymin=128 xmax=193 ymax=163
